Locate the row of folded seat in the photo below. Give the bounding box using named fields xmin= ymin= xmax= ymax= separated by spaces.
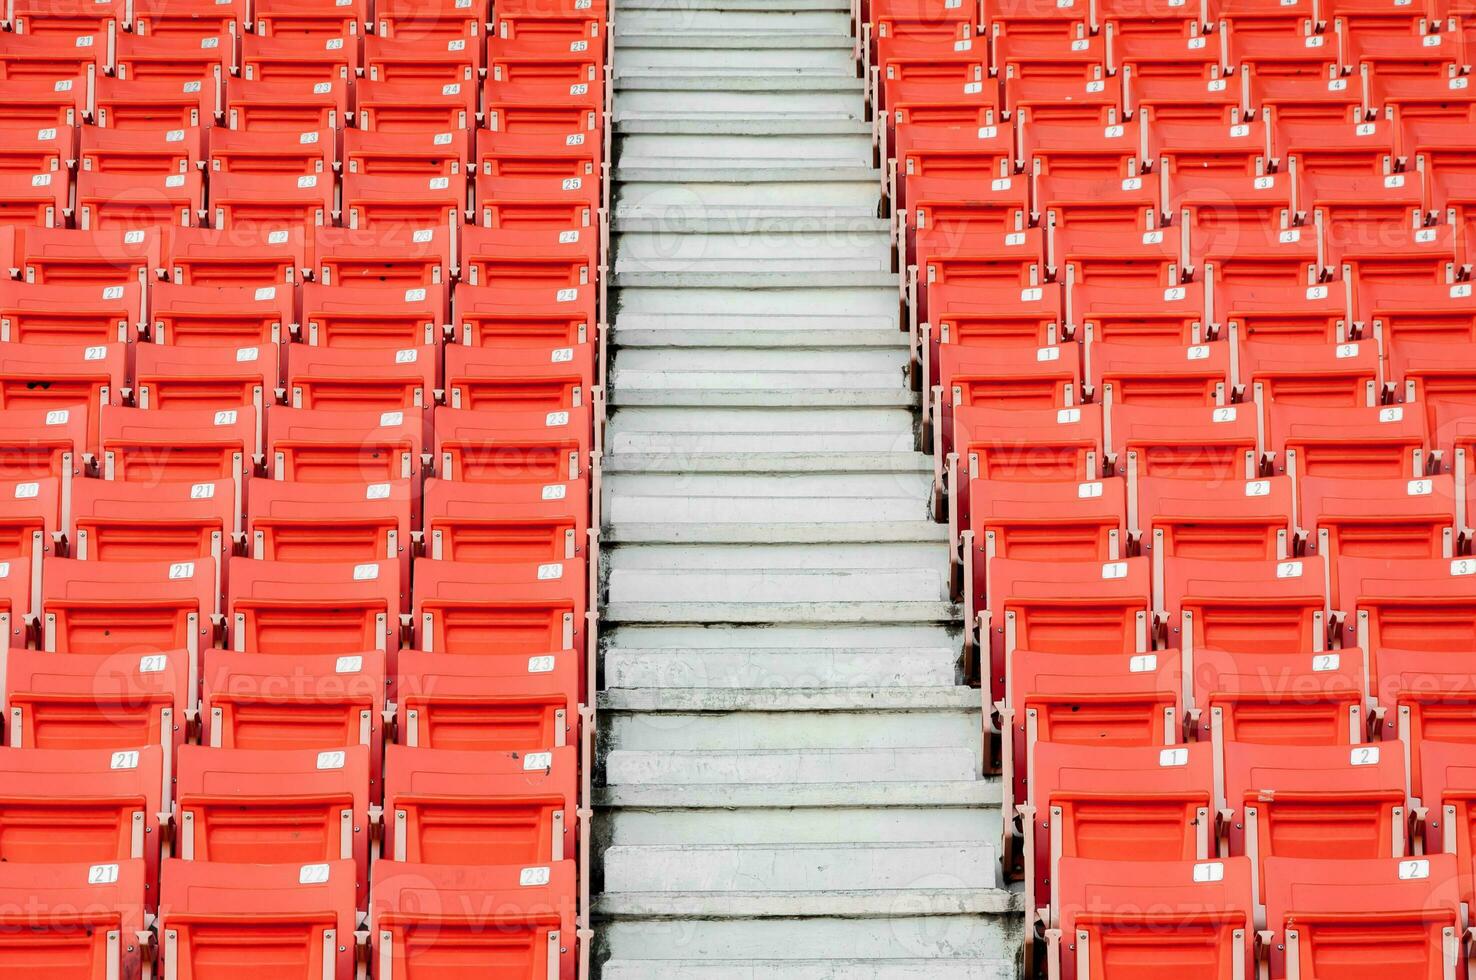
xmin=0 ymin=0 xmax=606 ymax=235
xmin=875 ymin=0 xmax=1476 ymax=977
xmin=0 ymin=0 xmax=609 ymax=974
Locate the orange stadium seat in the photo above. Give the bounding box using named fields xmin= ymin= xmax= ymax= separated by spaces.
xmin=1191 ymin=645 xmax=1367 ymax=747
xmin=1134 ymin=474 xmax=1295 ymax=561
xmin=1160 ymin=554 xmax=1330 ymax=654
xmin=209 ymin=125 xmax=336 ymax=175
xmin=453 ymin=282 xmax=596 ymax=348
xmin=412 ymin=556 xmax=588 ymax=655
xmin=0 ymin=860 xmax=150 ymax=977
xmin=0 ymin=279 xmax=142 ymax=344
xmin=99 ymin=405 xmax=256 ymax=488
xmin=157 ymin=859 xmax=359 ymax=980
xmin=162 ymin=227 xmax=307 ymax=287
xmin=0 ymin=745 xmax=165 ymax=889
xmin=370 ymin=860 xmax=578 ymax=980
xmin=17 ymin=225 xmax=163 ymax=285
xmin=1049 ymin=857 xmax=1255 ymax=980
xmin=41 ymin=555 xmax=215 ymax=654
xmin=267 ymin=405 xmax=427 ymax=483
xmin=1262 ymin=855 xmax=1463 ymax=980
xmin=1025 ymin=741 xmax=1215 ymax=916
xmin=1002 ymin=647 xmax=1183 ymax=831
xmin=434 ymin=405 xmax=591 ymax=485
xmin=201 ymin=647 xmax=386 ymax=789
xmin=246 ymin=477 xmax=414 ymax=575
xmin=423 ymin=477 xmax=590 ymax=564
xmin=174 ymin=744 xmax=371 ymax=889
xmin=226 ymin=556 xmax=400 ymax=654
xmin=382 ymin=744 xmax=578 ymax=864
xmin=284 ymin=344 xmax=438 ymax=411
xmin=314 ymin=224 xmax=453 ymax=287
xmin=0 ymin=473 xmax=61 ymax=584
xmin=150 ymin=282 xmax=296 ymax=346
xmin=395 ymin=647 xmax=580 ymax=752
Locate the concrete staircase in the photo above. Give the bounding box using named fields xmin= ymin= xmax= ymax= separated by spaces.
xmin=593 ymin=0 xmax=1020 ymax=976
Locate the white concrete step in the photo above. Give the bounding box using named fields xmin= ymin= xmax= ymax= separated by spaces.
xmin=610 ymin=347 xmax=906 ymax=405
xmin=599 ymin=918 xmax=1017 ymax=974
xmin=607 ymin=566 xmax=947 ymax=605
xmin=616 ymin=10 xmax=850 ymax=34
xmin=603 ymin=958 xmax=1016 ymax=979
xmin=605 ymin=803 xmax=989 ymax=846
xmin=614 ymin=284 xmax=897 ymax=318
xmin=605 ymin=699 xmax=979 ymax=751
xmin=612 ymin=313 xmax=902 ymax=348
xmin=615 ymin=230 xmax=891 ymax=274
xmin=604 ymin=646 xmax=959 ymax=689
xmin=597 ymin=0 xmax=1018 ymax=971
xmin=617 ymin=91 xmax=862 ymax=121
xmin=619 ymin=132 xmax=872 ymax=169
xmin=612 ymin=43 xmax=857 ymax=71
xmin=603 ymin=841 xmax=998 ymax=894
xmin=619 ymin=0 xmax=849 ymax=10
xmin=616 ymin=175 xmax=877 ymax=215
xmin=603 ymin=468 xmax=930 ymax=502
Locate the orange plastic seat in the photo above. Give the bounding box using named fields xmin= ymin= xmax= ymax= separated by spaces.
xmin=285 ymin=344 xmax=438 ymax=411
xmin=395 ymin=647 xmax=579 ymax=752
xmin=201 ymin=648 xmax=386 ymax=790
xmin=0 ymin=279 xmax=142 ymax=344
xmin=208 ymin=125 xmax=336 ymax=175
xmin=1161 ymin=554 xmax=1330 ymax=655
xmin=157 ymin=859 xmax=358 ymax=980
xmin=41 ymin=556 xmax=215 ymax=654
xmin=1135 ymin=474 xmax=1294 ymax=561
xmin=301 ymin=282 xmax=444 ymax=347
xmin=461 ymin=225 xmax=594 ymax=290
xmin=163 ymin=227 xmax=307 ymax=287
xmin=1002 ymin=647 xmax=1183 ymax=835
xmin=1110 ymin=401 xmax=1261 ymax=481
xmin=423 ymin=477 xmax=590 ymax=564
xmin=1335 ymin=555 xmax=1476 ymax=679
xmin=174 ymin=744 xmax=370 ymax=889
xmin=382 ymin=744 xmax=577 ymax=864
xmin=1378 ymin=647 xmax=1476 ymax=792
xmin=344 ymin=126 xmax=473 ymax=177
xmin=69 ymin=478 xmax=236 ymax=595
xmin=100 ymin=405 xmax=255 ymax=488
xmin=246 ymin=477 xmax=413 ymax=578
xmin=444 ymin=342 xmax=595 ymax=414
xmin=1300 ymin=473 xmax=1457 ymax=562
xmin=1050 ymin=856 xmax=1255 ymax=980
xmin=227 ymin=556 xmax=400 ymax=654
xmin=0 ymin=745 xmax=165 ymax=891
xmin=434 ymin=405 xmax=591 ymax=484
xmin=314 ymin=224 xmax=452 ymax=287
xmin=984 ymin=556 xmax=1151 ymax=705
xmin=17 ymin=226 xmax=163 ymax=285
xmin=0 ymin=404 xmax=87 ymax=482
xmin=267 ymin=406 xmax=427 ymax=483
xmin=1224 ymin=740 xmax=1410 ymax=911
xmin=134 ymin=341 xmax=278 ymax=420
xmin=150 ymin=283 xmax=295 ymax=347
xmin=1026 ymin=741 xmax=1215 ymax=916
xmin=452 ymin=282 xmax=595 ymax=348
xmin=413 ymin=556 xmax=587 ymax=655
xmin=0 ymin=474 xmax=61 ymax=586
xmin=370 ymin=860 xmax=578 ymax=980
xmin=1191 ymin=646 xmax=1367 ymax=747
xmin=0 ymin=860 xmax=149 ymax=979
xmin=1262 ymin=855 xmax=1462 ymax=980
